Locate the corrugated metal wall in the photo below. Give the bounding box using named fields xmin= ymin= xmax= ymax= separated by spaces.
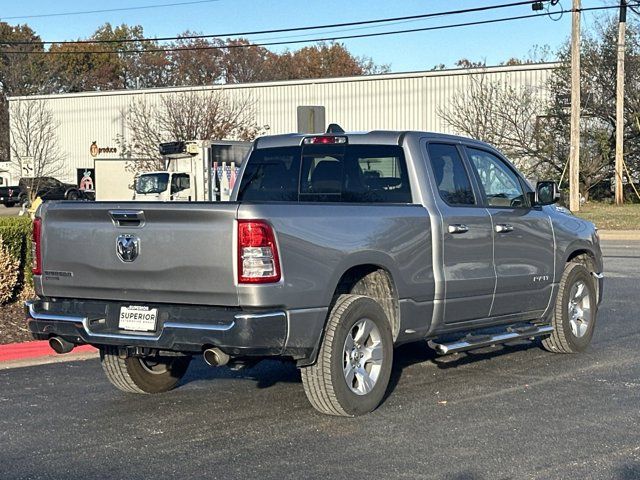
xmin=7 ymin=63 xmax=555 ymax=183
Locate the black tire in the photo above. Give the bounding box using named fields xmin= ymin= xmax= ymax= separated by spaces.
xmin=301 ymin=294 xmax=393 ymax=417
xmin=4 ymin=202 xmax=15 ymax=208
xmin=66 ymin=190 xmax=79 ymax=200
xmin=542 ymin=262 xmax=598 ymax=353
xmin=99 ymin=346 xmax=191 ymax=394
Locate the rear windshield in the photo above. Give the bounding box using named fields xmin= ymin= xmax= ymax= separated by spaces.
xmin=237 ymin=145 xmax=412 ymax=203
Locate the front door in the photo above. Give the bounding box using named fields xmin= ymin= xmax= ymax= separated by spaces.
xmin=425 ymin=142 xmax=495 ymax=325
xmin=464 ymin=147 xmax=554 ymax=317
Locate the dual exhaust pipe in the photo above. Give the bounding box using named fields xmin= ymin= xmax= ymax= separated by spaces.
xmin=203 ymin=347 xmax=230 ymax=367
xmin=49 ymin=337 xmax=230 ymax=368
xmin=48 ymin=336 xmax=75 ymax=354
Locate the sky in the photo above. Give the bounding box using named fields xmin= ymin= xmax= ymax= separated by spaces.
xmin=0 ymin=0 xmax=625 ymax=72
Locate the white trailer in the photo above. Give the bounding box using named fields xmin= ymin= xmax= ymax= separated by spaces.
xmin=94 ymin=158 xmax=138 ymax=201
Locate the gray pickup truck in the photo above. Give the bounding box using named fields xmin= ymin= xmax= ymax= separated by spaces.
xmin=26 ymin=129 xmax=604 ymax=416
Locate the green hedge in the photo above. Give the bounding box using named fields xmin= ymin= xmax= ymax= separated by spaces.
xmin=0 ymin=217 xmax=33 ymax=298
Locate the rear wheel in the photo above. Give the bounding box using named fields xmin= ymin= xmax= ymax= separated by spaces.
xmin=4 ymin=202 xmax=14 ymax=208
xmin=99 ymin=346 xmax=191 ymax=394
xmin=542 ymin=262 xmax=597 ymax=353
xmin=301 ymin=294 xmax=393 ymax=416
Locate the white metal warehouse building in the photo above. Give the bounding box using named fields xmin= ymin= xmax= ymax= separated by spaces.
xmin=5 ymin=62 xmax=555 ymax=185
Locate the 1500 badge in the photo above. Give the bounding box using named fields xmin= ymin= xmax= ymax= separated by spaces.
xmin=533 ymin=275 xmax=549 ymax=282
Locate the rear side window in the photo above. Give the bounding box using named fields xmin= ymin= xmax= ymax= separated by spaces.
xmin=238 ymin=144 xmax=412 ymax=204
xmin=427 ymin=143 xmax=475 ymax=206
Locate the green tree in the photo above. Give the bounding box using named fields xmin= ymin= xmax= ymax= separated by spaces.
xmin=47 ymin=42 xmax=122 ymax=92
xmin=221 ymin=38 xmax=276 ymax=83
xmin=167 ymin=34 xmax=225 ymax=86
xmin=91 ymin=23 xmax=171 ymax=89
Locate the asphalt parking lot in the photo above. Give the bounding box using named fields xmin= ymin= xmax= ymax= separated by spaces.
xmin=0 ymin=240 xmax=638 ymax=480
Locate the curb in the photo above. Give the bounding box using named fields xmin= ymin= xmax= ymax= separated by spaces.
xmin=0 ymin=340 xmax=96 ymax=363
xmin=0 ymin=350 xmax=99 ymax=370
xmin=599 ymin=230 xmax=640 ymax=241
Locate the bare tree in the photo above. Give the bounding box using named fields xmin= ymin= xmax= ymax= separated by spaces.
xmin=438 ymin=74 xmax=555 ymax=179
xmin=9 ymin=99 xmax=65 ymax=199
xmin=117 ymin=90 xmax=267 ymax=173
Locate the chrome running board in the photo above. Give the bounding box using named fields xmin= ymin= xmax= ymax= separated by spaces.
xmin=428 ymin=324 xmax=554 ymax=355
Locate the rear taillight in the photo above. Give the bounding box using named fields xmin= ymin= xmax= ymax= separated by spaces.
xmin=32 ymin=217 xmax=42 ymax=275
xmin=237 ymin=220 xmax=281 ymax=284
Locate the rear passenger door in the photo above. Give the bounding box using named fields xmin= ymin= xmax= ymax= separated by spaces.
xmin=425 ymin=142 xmax=495 ymax=325
xmin=464 ymin=147 xmax=554 ymax=317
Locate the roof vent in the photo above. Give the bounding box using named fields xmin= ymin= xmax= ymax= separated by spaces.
xmin=326 ymin=123 xmax=345 ymax=134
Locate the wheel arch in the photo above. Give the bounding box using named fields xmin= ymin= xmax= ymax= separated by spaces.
xmin=64 ymin=187 xmax=80 ymax=199
xmin=563 ymin=243 xmax=601 ymax=272
xmin=561 ymin=245 xmax=603 ymax=306
xmin=330 ymin=262 xmax=401 ymax=341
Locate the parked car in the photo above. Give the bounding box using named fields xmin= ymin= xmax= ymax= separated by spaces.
xmin=19 ymin=177 xmax=82 ymax=205
xmin=26 ymin=128 xmax=604 ymax=416
xmin=0 ymin=184 xmax=20 ymax=207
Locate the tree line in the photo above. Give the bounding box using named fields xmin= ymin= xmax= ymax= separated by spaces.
xmin=0 ymin=21 xmax=389 ymax=162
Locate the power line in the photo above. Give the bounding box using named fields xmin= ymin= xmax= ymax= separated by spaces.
xmin=0 ymin=3 xmax=633 ymax=56
xmin=1 ymin=1 xmax=545 ymax=46
xmin=0 ymin=0 xmax=222 ymax=21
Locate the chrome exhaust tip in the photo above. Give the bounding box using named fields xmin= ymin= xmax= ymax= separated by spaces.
xmin=203 ymin=347 xmax=230 ymax=367
xmin=49 ymin=337 xmax=75 ymax=354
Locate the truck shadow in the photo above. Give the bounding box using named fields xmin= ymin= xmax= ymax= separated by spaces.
xmin=384 ymin=339 xmax=543 ymax=401
xmin=183 ymin=339 xmax=543 ymax=396
xmin=183 ymin=357 xmax=301 ymax=390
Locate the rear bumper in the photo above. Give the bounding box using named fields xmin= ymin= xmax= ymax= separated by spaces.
xmin=0 ymin=195 xmax=19 ymax=204
xmin=26 ymin=299 xmax=302 ymax=358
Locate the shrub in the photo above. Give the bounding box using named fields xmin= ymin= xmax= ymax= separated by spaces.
xmin=0 ymin=217 xmax=33 ymax=304
xmin=0 ymin=238 xmax=19 ymax=303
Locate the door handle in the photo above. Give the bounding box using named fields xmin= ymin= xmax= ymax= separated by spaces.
xmin=495 ymin=223 xmax=514 ymax=233
xmin=448 ymin=224 xmax=469 ymax=234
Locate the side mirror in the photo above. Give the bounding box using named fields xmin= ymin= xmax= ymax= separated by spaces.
xmin=535 ymin=181 xmax=560 ymax=206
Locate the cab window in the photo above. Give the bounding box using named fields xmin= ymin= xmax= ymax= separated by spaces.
xmin=427 ymin=143 xmax=475 ymax=206
xmin=171 ymin=174 xmax=190 ymax=193
xmin=466 ymin=148 xmax=527 ymax=208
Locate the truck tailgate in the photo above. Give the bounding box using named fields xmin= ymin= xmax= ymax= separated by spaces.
xmin=39 ymin=202 xmax=239 ymax=306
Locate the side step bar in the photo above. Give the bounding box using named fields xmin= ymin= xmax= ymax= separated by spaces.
xmin=428 ymin=324 xmax=554 ymax=355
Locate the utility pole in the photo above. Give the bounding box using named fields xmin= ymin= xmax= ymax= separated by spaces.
xmin=569 ymin=0 xmax=581 ymax=212
xmin=615 ymin=0 xmax=627 ymax=205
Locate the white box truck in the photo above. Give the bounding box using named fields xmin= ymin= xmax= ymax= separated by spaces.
xmin=133 ymin=140 xmax=251 ymax=202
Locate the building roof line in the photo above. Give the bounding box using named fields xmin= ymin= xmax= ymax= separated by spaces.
xmin=8 ymin=62 xmax=560 ymax=102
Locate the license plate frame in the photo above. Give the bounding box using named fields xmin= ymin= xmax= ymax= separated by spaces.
xmin=118 ymin=305 xmax=158 ymax=332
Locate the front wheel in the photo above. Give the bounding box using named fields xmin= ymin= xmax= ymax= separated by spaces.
xmin=542 ymin=262 xmax=597 ymax=353
xmin=301 ymin=294 xmax=393 ymax=416
xmin=100 ymin=346 xmax=191 ymax=394
xmin=66 ymin=190 xmax=79 ymax=200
